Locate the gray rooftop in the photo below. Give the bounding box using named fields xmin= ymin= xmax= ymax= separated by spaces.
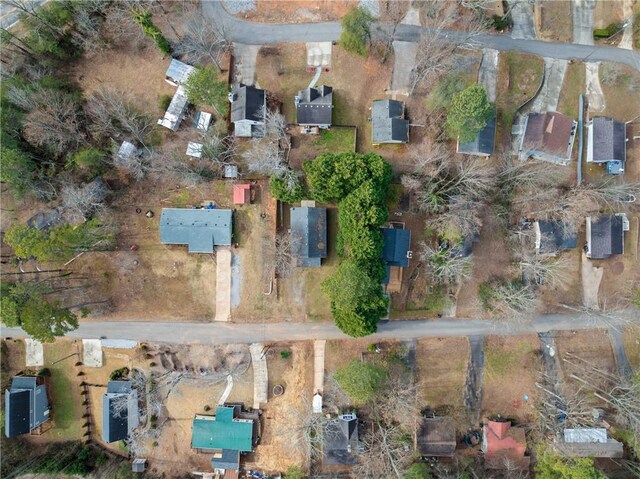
xmin=536 ymin=220 xmax=578 ymax=253
xmin=323 ymin=413 xmax=359 ymax=466
xmin=103 ymin=381 xmax=138 ymax=444
xmin=158 ymin=85 xmax=189 ymax=131
xmin=457 ymin=115 xmax=496 ymax=156
xmin=588 ymin=215 xmax=624 ymax=259
xmin=5 ymin=376 xmax=49 ymax=438
xmin=417 ymin=416 xmax=457 ymax=457
xmin=231 ymin=84 xmax=265 ymax=124
xmin=211 ymin=449 xmax=240 ymax=471
xmin=160 ymin=208 xmax=233 ymax=253
xmin=372 ymin=99 xmax=409 ymax=144
xmin=290 ymin=206 xmax=327 ymax=267
xmin=589 ymin=117 xmax=626 ymax=163
xmin=296 ymin=85 xmax=333 ymax=126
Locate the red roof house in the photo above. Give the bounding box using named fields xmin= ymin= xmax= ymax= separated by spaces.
xmin=233 ymin=184 xmax=251 ymax=205
xmin=482 ymin=420 xmax=530 ymax=470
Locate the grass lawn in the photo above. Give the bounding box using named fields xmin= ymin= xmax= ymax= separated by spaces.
xmin=496 ymin=52 xmax=544 ymax=139
xmin=623 ymin=326 xmax=640 ymax=370
xmin=557 ymin=61 xmax=585 ymax=119
xmin=416 ymin=338 xmax=468 ymax=410
xmin=44 ymin=342 xmax=84 ymax=440
xmin=313 ymin=127 xmax=355 ymax=153
xmin=599 ymin=63 xmax=640 ymax=120
xmin=537 ymin=0 xmax=573 ymax=42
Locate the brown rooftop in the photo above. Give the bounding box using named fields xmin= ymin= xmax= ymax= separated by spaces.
xmin=523 ymin=112 xmax=575 ymax=156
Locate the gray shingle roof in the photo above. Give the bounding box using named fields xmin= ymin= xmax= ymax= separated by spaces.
xmin=231 ymin=85 xmax=265 ymax=123
xmin=418 ymin=416 xmax=457 ymax=457
xmin=296 ymin=85 xmax=333 ymax=126
xmin=160 ymin=208 xmax=233 ymax=253
xmin=372 ymin=100 xmax=409 ymax=144
xmin=537 ymin=220 xmax=578 ymax=253
xmin=590 ymin=117 xmax=626 ymax=163
xmin=4 ymin=376 xmax=49 ymax=438
xmin=290 ymin=207 xmax=327 ymax=267
xmin=457 ymin=115 xmax=496 ymax=155
xmin=323 ymin=414 xmax=359 ymax=466
xmin=102 ymin=381 xmax=138 ymax=444
xmin=588 ymin=215 xmax=624 ymax=259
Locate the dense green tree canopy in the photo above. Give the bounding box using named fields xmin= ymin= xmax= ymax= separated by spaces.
xmin=303 ymin=152 xmax=392 ymax=203
xmin=184 ymin=66 xmax=228 ymax=115
xmin=535 ymin=449 xmax=605 ymax=479
xmin=334 ymin=360 xmax=388 ymax=403
xmin=403 ymin=463 xmax=431 ymax=479
xmin=445 ymin=84 xmax=493 ymax=143
xmin=0 ymin=147 xmax=36 ymax=196
xmin=269 ymin=175 xmax=304 ymax=204
xmin=339 ymin=6 xmax=374 ymax=57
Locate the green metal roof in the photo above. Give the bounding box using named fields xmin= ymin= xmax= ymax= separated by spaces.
xmin=191 ymin=406 xmax=254 ymax=452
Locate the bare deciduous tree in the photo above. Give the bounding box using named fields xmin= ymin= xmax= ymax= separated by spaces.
xmin=174 ymin=14 xmax=230 ymax=71
xmin=263 ymin=232 xmax=299 ymax=279
xmin=352 ymin=421 xmax=413 ymax=479
xmin=61 ymin=178 xmax=110 ymax=223
xmin=22 ymin=89 xmax=85 ymax=156
xmin=419 ymin=240 xmax=473 ymax=285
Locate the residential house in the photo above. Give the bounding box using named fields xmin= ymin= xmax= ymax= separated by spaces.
xmin=192 ymin=404 xmax=259 ymax=474
xmin=4 ymin=376 xmax=50 ymax=437
xmin=534 ymin=220 xmax=578 ymax=254
xmin=290 ymin=203 xmax=327 ymax=267
xmin=159 ymin=208 xmax=233 ymax=254
xmin=381 ymin=224 xmax=412 ymax=293
xmin=457 ymin=114 xmax=497 ymax=156
xmin=587 ymin=117 xmax=627 ymax=175
xmin=417 ymin=416 xmax=457 ymax=457
xmin=165 ymin=58 xmax=195 ymax=87
xmin=102 ymin=381 xmax=139 ymax=443
xmin=482 ymin=420 xmax=530 ymax=470
xmin=371 ymin=99 xmax=409 ymax=145
xmin=323 ymin=413 xmax=360 ymax=467
xmin=296 ymin=85 xmax=333 ymax=129
xmin=233 ymin=184 xmax=251 ymax=205
xmin=229 ymin=84 xmax=266 ymax=138
xmin=552 ymin=428 xmax=623 ymax=458
xmin=585 ymin=214 xmax=628 ymax=259
xmin=519 ymin=112 xmax=577 ymax=165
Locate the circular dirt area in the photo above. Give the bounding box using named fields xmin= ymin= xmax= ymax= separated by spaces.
xmin=609 ymin=261 xmax=624 ymax=275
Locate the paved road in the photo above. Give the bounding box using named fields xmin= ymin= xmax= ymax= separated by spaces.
xmin=1 ymin=313 xmax=635 ymax=345
xmin=0 ymin=0 xmax=48 ymax=29
xmin=203 ymin=1 xmax=640 ymax=71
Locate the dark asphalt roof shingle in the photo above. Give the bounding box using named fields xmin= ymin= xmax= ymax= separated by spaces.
xmin=296 ymin=85 xmax=333 ymax=126
xmin=290 ymin=207 xmax=327 ymax=267
xmin=381 ymin=228 xmax=411 ymax=267
xmin=5 ymin=377 xmax=49 ymax=438
xmin=537 ymin=220 xmax=578 ymax=253
xmin=523 ymin=112 xmax=575 ymax=158
xmin=589 ymin=215 xmax=624 ymax=259
xmin=323 ymin=414 xmax=359 ymax=466
xmin=231 ymin=84 xmax=265 ymax=123
xmin=372 ymin=100 xmax=409 ymax=143
xmin=457 ymin=115 xmax=496 ymax=155
xmin=591 ymin=117 xmax=626 ymax=163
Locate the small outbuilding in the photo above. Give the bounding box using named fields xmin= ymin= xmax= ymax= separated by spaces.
xmin=132 ymin=458 xmax=147 ymax=473
xmin=417 ymin=416 xmax=457 ymax=457
xmin=194 ymin=111 xmax=212 ymax=131
xmin=186 ymin=142 xmax=203 ymax=158
xmin=230 ymin=84 xmax=266 ymax=137
xmin=117 ymin=141 xmax=137 ymax=161
xmin=158 ymin=85 xmax=190 ymax=131
xmin=552 ymin=428 xmax=623 ymax=458
xmin=585 ymin=214 xmax=628 ymax=259
xmin=4 ymin=376 xmax=50 ymax=437
xmin=102 ymin=380 xmax=139 ymax=443
xmin=296 ymin=85 xmax=333 ymax=129
xmin=371 ymin=99 xmax=409 ymax=145
xmin=165 ymin=58 xmax=195 ymax=86
xmin=290 ymin=203 xmax=328 ymax=267
xmin=159 ymin=208 xmax=233 ymax=254
xmin=233 ymin=184 xmax=251 ymax=205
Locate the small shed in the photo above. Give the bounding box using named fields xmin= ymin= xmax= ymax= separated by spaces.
xmin=233 ymin=184 xmax=251 ymax=205
xmin=224 ymin=165 xmax=239 ymax=178
xmin=165 ymin=58 xmax=195 ymax=86
xmin=194 ymin=111 xmax=212 ymax=131
xmin=158 ymin=85 xmax=189 ymax=131
xmin=132 ymin=458 xmax=147 ymax=473
xmin=186 ymin=142 xmax=203 ymax=158
xmin=118 ymin=141 xmax=137 ymax=161
xmin=417 ymin=416 xmax=457 ymax=457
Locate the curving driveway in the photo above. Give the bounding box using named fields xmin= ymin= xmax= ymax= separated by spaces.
xmin=202 ymin=0 xmax=640 ymax=71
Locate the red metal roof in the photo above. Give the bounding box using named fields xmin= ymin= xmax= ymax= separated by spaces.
xmin=484 ymin=421 xmax=526 ymax=456
xmin=233 ymin=184 xmax=250 ymax=205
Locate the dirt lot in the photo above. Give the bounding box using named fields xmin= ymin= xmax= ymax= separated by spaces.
xmin=554 ymin=329 xmax=617 ymax=399
xmin=482 ymin=336 xmax=541 ymax=423
xmin=536 ymin=0 xmax=573 ymax=42
xmin=593 ymin=0 xmax=626 ymax=29
xmin=230 ymin=0 xmax=357 ymax=23
xmin=416 ymin=337 xmax=469 ymax=415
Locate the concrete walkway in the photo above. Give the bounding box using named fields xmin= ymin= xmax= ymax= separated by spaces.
xmin=215 ymin=247 xmax=232 ymax=322
xmin=217 ymin=375 xmax=234 ymax=405
xmin=313 ymin=340 xmax=326 ymax=394
xmin=202 ymin=0 xmax=640 ymax=71
xmin=530 ymin=57 xmax=569 ymax=113
xmin=478 ymin=49 xmax=499 ymax=103
xmin=250 ymin=343 xmax=268 ymax=409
